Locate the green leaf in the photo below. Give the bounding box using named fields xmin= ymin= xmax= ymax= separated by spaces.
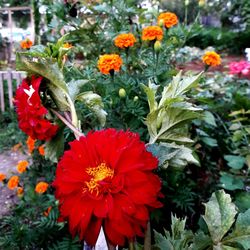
xmin=158 ymin=107 xmax=200 ymax=140
xmin=235 ymin=192 xmax=250 ymax=212
xmin=147 ymin=142 xmax=199 ymax=169
xmin=220 ymin=173 xmax=244 ymax=191
xmin=200 ymin=137 xmax=218 ymax=147
xmin=203 ymin=111 xmax=217 ymax=126
xmin=229 ymin=109 xmax=245 ymax=116
xmin=246 ymin=155 xmax=250 ymax=169
xmin=147 ymin=107 xmax=200 ymax=144
xmin=45 ymin=128 xmax=64 ymax=163
xmin=245 ymin=127 xmax=250 ymax=135
xmin=192 ymin=231 xmax=213 ymax=250
xmin=67 ymin=79 xmax=90 ymax=101
xmin=143 ymin=71 xmax=203 ymax=145
xmin=223 ymin=209 xmax=250 ymax=249
xmin=202 ymin=190 xmax=237 ymax=244
xmin=159 ymin=71 xmax=202 ymax=106
xmin=229 ymin=123 xmax=241 ymax=131
xmin=153 ymin=214 xmax=194 ymax=250
xmin=141 ymin=81 xmax=159 ymax=112
xmin=153 ymin=230 xmax=173 ymax=250
xmin=76 ymin=91 xmax=107 ymax=127
xmin=47 ymin=84 xmax=70 ymax=111
xmin=16 ymin=53 xmax=68 ymax=93
xmin=224 ymin=155 xmax=245 ymax=170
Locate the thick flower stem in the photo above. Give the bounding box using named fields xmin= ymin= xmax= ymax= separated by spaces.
xmin=65 ymin=92 xmax=79 ymax=129
xmin=143 ymin=221 xmax=151 ymax=250
xmin=129 ymin=241 xmax=135 ymax=250
xmin=51 ymin=109 xmax=84 ymax=139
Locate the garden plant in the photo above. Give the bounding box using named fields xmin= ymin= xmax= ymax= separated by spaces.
xmin=0 ymin=0 xmax=250 ymax=250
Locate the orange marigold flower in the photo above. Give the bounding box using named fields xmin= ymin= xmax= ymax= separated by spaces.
xmin=158 ymin=12 xmax=178 ymax=28
xmin=38 ymin=145 xmax=45 ymax=156
xmin=0 ymin=173 xmax=6 ymax=182
xmin=12 ymin=143 xmax=22 ymax=152
xmin=17 ymin=160 xmax=29 ymax=174
xmin=43 ymin=206 xmax=52 ymax=217
xmin=26 ymin=136 xmax=36 ymax=154
xmin=142 ymin=26 xmax=163 ymax=41
xmin=20 ymin=38 xmax=33 ymax=49
xmin=202 ymin=51 xmax=221 ymax=67
xmin=114 ymin=33 xmax=136 ymax=49
xmin=17 ymin=187 xmax=24 ymax=197
xmin=35 ymin=182 xmax=49 ymax=194
xmin=7 ymin=176 xmax=19 ymax=190
xmin=97 ymin=54 xmax=123 ymax=75
xmin=63 ymin=42 xmax=73 ymax=49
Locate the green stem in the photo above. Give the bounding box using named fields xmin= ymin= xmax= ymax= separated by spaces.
xmin=129 ymin=241 xmax=135 ymax=250
xmin=64 ymin=92 xmax=79 ymax=129
xmin=143 ymin=221 xmax=151 ymax=250
xmin=151 ymin=42 xmax=156 ymax=81
xmin=184 ymin=4 xmax=188 ymax=25
xmin=51 ymin=109 xmax=84 ymax=139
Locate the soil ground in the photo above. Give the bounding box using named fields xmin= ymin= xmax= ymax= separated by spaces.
xmin=179 ymin=55 xmax=248 ymax=75
xmin=0 ymin=150 xmax=27 ymax=218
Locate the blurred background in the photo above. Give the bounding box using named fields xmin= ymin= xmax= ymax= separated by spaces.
xmin=0 ymin=0 xmax=249 ymax=69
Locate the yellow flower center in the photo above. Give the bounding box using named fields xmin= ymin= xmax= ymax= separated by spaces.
xmin=85 ymin=163 xmax=114 ymax=195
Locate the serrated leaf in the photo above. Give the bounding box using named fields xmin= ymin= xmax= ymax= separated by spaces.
xmin=202 ymin=190 xmax=237 ymax=244
xmin=203 ymin=111 xmax=216 ymax=126
xmin=223 ymin=209 xmax=250 ymax=249
xmin=224 ymin=155 xmax=245 ymax=170
xmin=45 ymin=128 xmax=64 ymax=163
xmin=147 ymin=107 xmax=200 ymax=144
xmin=67 ymin=79 xmax=89 ymax=101
xmin=143 ymin=71 xmax=202 ymax=145
xmin=76 ymin=91 xmax=107 ymax=127
xmin=159 ymin=71 xmax=202 ymax=107
xmin=192 ymin=231 xmax=212 ymax=250
xmin=153 ymin=215 xmax=194 ymax=250
xmin=147 ymin=142 xmax=199 ymax=169
xmin=141 ymin=81 xmax=159 ymax=112
xmin=153 ymin=230 xmax=173 ymax=250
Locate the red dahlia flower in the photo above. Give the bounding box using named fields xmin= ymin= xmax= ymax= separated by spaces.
xmin=53 ymin=129 xmax=162 ymax=247
xmin=14 ymin=76 xmax=58 ymax=141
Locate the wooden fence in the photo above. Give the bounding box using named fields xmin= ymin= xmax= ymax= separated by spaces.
xmin=0 ymin=71 xmax=26 ymax=112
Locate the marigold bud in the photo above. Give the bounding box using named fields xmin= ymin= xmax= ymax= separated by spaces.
xmin=154 ymin=41 xmax=162 ymax=52
xmin=133 ymin=96 xmax=139 ymax=102
xmin=199 ymin=0 xmax=205 ymax=7
xmin=158 ymin=19 xmax=165 ymax=27
xmin=17 ymin=187 xmax=24 ymax=197
xmin=119 ymin=88 xmax=126 ymax=98
xmin=0 ymin=173 xmax=6 ymax=182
